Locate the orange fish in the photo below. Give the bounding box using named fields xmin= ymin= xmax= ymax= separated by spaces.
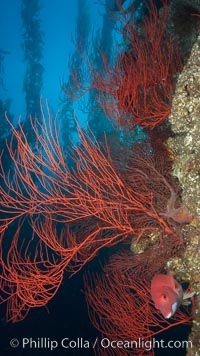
xmin=150 ymin=271 xmax=183 ymax=319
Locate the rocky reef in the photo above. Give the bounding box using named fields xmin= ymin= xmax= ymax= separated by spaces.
xmin=166 ymin=27 xmax=200 ymax=355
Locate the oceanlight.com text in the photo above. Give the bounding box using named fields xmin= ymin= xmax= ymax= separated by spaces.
xmin=100 ymin=337 xmax=192 ymax=352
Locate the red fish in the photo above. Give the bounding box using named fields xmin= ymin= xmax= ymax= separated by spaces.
xmin=150 ymin=271 xmax=183 ymax=319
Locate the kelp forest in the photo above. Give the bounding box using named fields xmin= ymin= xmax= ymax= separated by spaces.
xmin=0 ymin=0 xmax=200 ymax=355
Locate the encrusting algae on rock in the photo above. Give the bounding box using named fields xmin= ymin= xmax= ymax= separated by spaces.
xmin=167 ymin=29 xmax=200 ymax=355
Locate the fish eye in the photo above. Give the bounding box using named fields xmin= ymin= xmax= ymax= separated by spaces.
xmin=162 ymin=294 xmax=168 ymax=300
